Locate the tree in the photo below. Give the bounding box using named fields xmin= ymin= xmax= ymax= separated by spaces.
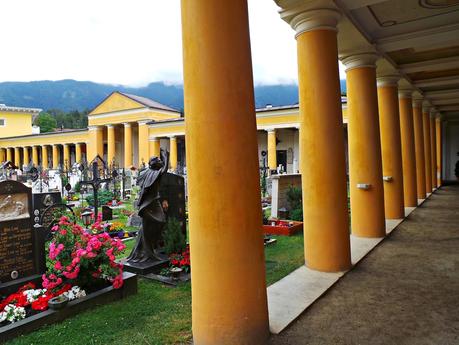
xmin=35 ymin=112 xmax=57 ymax=133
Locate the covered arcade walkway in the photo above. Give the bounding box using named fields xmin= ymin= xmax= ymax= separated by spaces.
xmin=270 ymin=185 xmax=459 ymax=345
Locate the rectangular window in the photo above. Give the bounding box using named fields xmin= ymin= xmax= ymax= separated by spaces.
xmin=0 ymin=119 xmax=5 ymax=126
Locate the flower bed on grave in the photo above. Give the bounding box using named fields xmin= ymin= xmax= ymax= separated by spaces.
xmin=263 ymin=219 xmax=303 ymax=236
xmin=0 ymin=216 xmax=137 ymax=342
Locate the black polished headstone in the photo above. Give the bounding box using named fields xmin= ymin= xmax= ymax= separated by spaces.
xmin=102 ymin=205 xmax=113 ymax=221
xmin=0 ymin=181 xmax=46 ymax=293
xmin=159 ymin=173 xmax=186 ymax=235
xmin=32 ymin=192 xmax=62 ymax=228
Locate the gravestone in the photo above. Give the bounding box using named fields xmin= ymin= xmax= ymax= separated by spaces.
xmin=48 ymin=170 xmax=62 ymax=192
xmin=159 ymin=173 xmax=186 ymax=235
xmin=127 ymin=213 xmax=142 ymax=227
xmin=0 ymin=181 xmax=47 ymax=294
xmin=32 ymin=192 xmax=62 ymax=228
xmin=102 ymin=205 xmax=113 ymax=221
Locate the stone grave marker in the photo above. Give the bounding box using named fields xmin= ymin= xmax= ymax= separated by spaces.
xmin=159 ymin=173 xmax=186 ymax=235
xmin=32 ymin=192 xmax=62 ymax=228
xmin=102 ymin=205 xmax=113 ymax=221
xmin=0 ymin=180 xmax=47 ymax=293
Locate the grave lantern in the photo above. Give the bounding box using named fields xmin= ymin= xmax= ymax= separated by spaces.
xmin=81 ymin=209 xmax=92 ymax=228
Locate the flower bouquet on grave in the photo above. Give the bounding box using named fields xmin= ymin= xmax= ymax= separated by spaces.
xmin=42 ymin=216 xmax=126 ymax=292
xmin=169 ymin=245 xmax=191 ymax=273
xmin=108 ymin=221 xmax=125 ymax=239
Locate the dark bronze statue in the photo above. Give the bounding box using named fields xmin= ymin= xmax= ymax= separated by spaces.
xmin=126 ymin=149 xmax=169 ymax=264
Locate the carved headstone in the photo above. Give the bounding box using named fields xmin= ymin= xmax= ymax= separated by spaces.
xmin=0 ymin=181 xmax=46 ymax=292
xmin=102 ymin=205 xmax=113 ymax=221
xmin=159 ymin=173 xmax=186 ymax=235
xmin=32 ymin=192 xmax=62 ymax=228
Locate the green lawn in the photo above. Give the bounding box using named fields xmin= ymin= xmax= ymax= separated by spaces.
xmin=7 ymin=234 xmax=304 ymax=345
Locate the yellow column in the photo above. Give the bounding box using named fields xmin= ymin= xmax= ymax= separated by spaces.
xmin=52 ymin=145 xmax=60 ymax=169
xmin=422 ymin=104 xmax=432 ymax=193
xmin=0 ymin=148 xmax=5 ymax=163
xmin=398 ymin=91 xmax=418 ymax=207
xmin=376 ymin=76 xmax=404 ymax=219
xmin=342 ymin=53 xmax=385 ymax=238
xmin=14 ymin=147 xmax=21 ymax=168
xmin=267 ymin=129 xmax=277 ymax=170
xmin=282 ymin=7 xmax=350 ymax=271
xmin=23 ymin=147 xmax=30 ymax=166
xmin=412 ymin=98 xmax=426 ymax=199
xmin=6 ymin=148 xmax=12 ymax=162
xmin=42 ymin=145 xmax=49 ymax=169
xmin=107 ymin=125 xmax=116 ymax=164
xmin=436 ymin=116 xmax=442 ymax=187
xmin=63 ymin=144 xmax=70 ymax=169
xmin=75 ymin=143 xmax=83 ymax=163
xmin=138 ymin=121 xmax=150 ymax=167
xmin=169 ymin=136 xmax=177 ymax=171
xmin=430 ymin=113 xmax=437 ymax=190
xmin=181 ymin=1 xmax=269 ymax=343
xmin=149 ymin=138 xmax=160 ymax=158
xmin=32 ymin=146 xmax=39 ymax=166
xmin=88 ymin=126 xmax=104 ymax=163
xmin=123 ymin=123 xmax=133 ymax=168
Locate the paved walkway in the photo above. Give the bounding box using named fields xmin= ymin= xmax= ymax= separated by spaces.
xmin=269 ymin=185 xmax=459 ymax=345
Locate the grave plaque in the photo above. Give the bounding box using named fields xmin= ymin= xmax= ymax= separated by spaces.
xmin=32 ymin=192 xmax=62 ymax=228
xmin=0 ymin=181 xmax=45 ymax=290
xmin=159 ymin=173 xmax=186 ymax=235
xmin=102 ymin=205 xmax=113 ymax=221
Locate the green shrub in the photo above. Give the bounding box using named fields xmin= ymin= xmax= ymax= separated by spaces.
xmin=85 ymin=190 xmax=114 ymax=207
xmin=163 ymin=217 xmax=186 ymax=255
xmin=290 ymin=208 xmax=303 ymax=221
xmin=74 ymin=181 xmax=81 ymax=193
xmin=286 ymin=185 xmax=302 ymax=210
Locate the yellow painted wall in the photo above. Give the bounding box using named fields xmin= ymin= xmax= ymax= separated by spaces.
xmin=89 ymin=110 xmax=180 ymax=126
xmin=0 ymin=112 xmax=33 ymax=138
xmin=0 ymin=131 xmax=88 ymax=148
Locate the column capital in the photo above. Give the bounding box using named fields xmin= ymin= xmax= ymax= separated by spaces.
xmin=123 ymin=122 xmax=131 ymax=128
xmin=106 ymin=124 xmax=115 ymax=129
xmin=88 ymin=125 xmax=102 ymax=131
xmin=398 ymin=88 xmax=413 ymax=99
xmin=168 ymin=135 xmax=176 ymax=140
xmin=149 ymin=137 xmax=160 ymax=142
xmin=265 ymin=128 xmax=276 ymax=133
xmin=138 ymin=120 xmax=150 ymax=125
xmin=340 ymin=52 xmax=379 ymax=71
xmin=376 ymin=75 xmax=400 ymax=88
xmin=422 ymin=100 xmax=432 ymax=112
xmin=429 ymin=108 xmax=437 ymax=118
xmin=276 ymin=1 xmax=341 ymax=36
xmin=412 ymin=95 xmax=423 ymax=107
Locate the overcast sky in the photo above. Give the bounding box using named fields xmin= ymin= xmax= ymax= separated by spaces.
xmin=0 ymin=0 xmax=345 ymax=86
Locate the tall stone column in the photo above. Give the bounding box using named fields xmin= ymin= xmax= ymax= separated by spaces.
xmin=149 ymin=138 xmax=160 ymax=158
xmin=430 ymin=112 xmax=437 ymax=189
xmin=412 ymin=97 xmax=426 ymax=199
xmin=181 ymin=0 xmax=269 ymax=343
xmin=88 ymin=126 xmax=104 ymax=162
xmin=436 ymin=116 xmax=442 ymax=187
xmin=169 ymin=136 xmax=177 ymax=171
xmin=42 ymin=145 xmax=49 ymax=168
xmin=75 ymin=143 xmax=83 ymax=163
xmin=138 ymin=121 xmax=150 ymax=167
xmin=107 ymin=125 xmax=116 ymax=164
xmin=377 ymin=76 xmax=404 ymax=219
xmin=398 ymin=90 xmax=418 ymax=207
xmin=0 ymin=148 xmax=5 ymax=163
xmin=123 ymin=123 xmax=133 ymax=168
xmin=422 ymin=103 xmax=432 ymax=193
xmin=279 ymin=3 xmax=351 ymax=271
xmin=267 ymin=129 xmax=277 ymax=170
xmin=63 ymin=144 xmax=70 ymax=169
xmin=14 ymin=147 xmax=21 ymax=168
xmin=23 ymin=147 xmax=30 ymax=166
xmin=32 ymin=146 xmax=39 ymax=166
xmin=52 ymin=145 xmax=60 ymax=169
xmin=342 ymin=53 xmax=385 ymax=238
xmin=6 ymin=148 xmax=12 ymax=162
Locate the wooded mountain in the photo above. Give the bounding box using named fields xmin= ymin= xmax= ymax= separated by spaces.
xmin=0 ymin=79 xmax=347 ymax=112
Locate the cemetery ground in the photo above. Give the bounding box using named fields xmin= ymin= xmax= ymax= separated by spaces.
xmin=6 ymin=229 xmax=304 ymax=345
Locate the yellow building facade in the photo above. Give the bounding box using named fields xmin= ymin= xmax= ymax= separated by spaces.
xmin=0 ymin=91 xmax=350 ymax=173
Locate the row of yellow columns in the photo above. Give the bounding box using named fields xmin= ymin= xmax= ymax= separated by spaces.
xmin=89 ymin=123 xmax=178 ymax=169
xmin=0 ymin=143 xmax=85 ymax=169
xmin=180 ymin=1 xmax=444 ymax=343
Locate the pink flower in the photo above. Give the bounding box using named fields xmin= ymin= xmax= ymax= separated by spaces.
xmin=54 ymin=261 xmax=63 ymax=270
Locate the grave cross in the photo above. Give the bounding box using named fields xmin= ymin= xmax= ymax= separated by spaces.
xmin=80 ymin=157 xmax=111 ymax=219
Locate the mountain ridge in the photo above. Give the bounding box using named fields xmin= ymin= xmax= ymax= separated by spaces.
xmin=0 ymin=79 xmax=347 ymax=112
